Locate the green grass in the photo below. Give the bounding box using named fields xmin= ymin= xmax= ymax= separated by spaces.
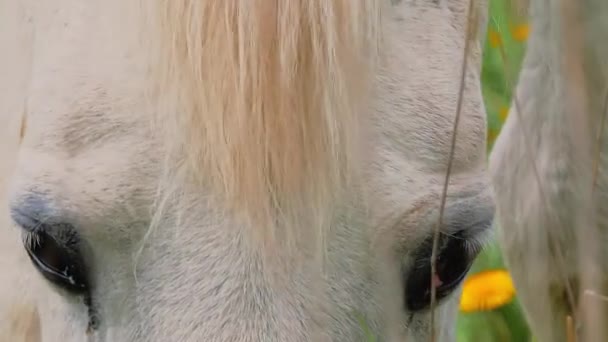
xmin=456 ymin=0 xmax=531 ymax=341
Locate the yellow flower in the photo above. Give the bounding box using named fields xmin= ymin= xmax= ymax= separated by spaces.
xmin=511 ymin=23 xmax=530 ymax=42
xmin=459 ymin=269 xmax=516 ymax=313
xmin=499 ymin=106 xmax=510 ymax=123
xmin=488 ymin=29 xmax=503 ymax=48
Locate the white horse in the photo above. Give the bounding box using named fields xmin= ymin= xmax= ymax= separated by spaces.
xmin=0 ymin=0 xmax=493 ymax=341
xmin=490 ymin=0 xmax=608 ymax=341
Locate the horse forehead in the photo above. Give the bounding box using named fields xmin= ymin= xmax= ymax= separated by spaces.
xmin=22 ymin=1 xmax=147 ymax=141
xmin=24 ymin=0 xmax=477 ymax=102
xmin=26 ymin=0 xmax=142 ymax=88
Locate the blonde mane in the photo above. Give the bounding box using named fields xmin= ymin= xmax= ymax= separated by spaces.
xmin=145 ymin=1 xmax=381 ymax=248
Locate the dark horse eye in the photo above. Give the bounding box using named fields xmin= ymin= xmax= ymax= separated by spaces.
xmin=404 ymin=232 xmax=481 ymax=312
xmin=11 ymin=204 xmax=98 ymax=331
xmin=22 ymin=225 xmax=90 ymax=295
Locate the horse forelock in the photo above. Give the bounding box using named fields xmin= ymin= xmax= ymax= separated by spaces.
xmin=144 ymin=0 xmax=382 ymax=250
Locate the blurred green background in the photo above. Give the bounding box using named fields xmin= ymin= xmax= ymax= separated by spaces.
xmin=455 ymin=0 xmax=531 ymax=341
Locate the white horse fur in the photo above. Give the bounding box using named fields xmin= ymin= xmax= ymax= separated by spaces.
xmin=0 ymin=0 xmax=496 ymax=341
xmin=490 ymin=0 xmax=608 ymax=341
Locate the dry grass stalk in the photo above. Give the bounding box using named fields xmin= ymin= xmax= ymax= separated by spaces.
xmin=558 ymin=0 xmax=608 ymax=340
xmin=501 ymin=0 xmax=608 ymax=340
xmin=491 ymin=0 xmax=608 ymax=340
xmin=566 ymin=315 xmax=576 ymax=342
xmin=428 ymin=0 xmax=479 ymax=340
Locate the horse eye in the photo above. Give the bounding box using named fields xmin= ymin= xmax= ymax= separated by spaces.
xmin=23 ymin=228 xmax=90 ymax=295
xmin=404 ymin=232 xmax=481 ymax=312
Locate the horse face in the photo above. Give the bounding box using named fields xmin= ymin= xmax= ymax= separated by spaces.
xmin=364 ymin=1 xmax=491 ymax=339
xmin=3 ymin=0 xmax=491 ymax=341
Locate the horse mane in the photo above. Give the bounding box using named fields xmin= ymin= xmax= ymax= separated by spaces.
xmin=147 ymin=1 xmax=381 ymax=248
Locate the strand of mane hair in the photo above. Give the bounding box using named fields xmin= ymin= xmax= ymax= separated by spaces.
xmin=146 ymin=1 xmax=381 ymax=252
